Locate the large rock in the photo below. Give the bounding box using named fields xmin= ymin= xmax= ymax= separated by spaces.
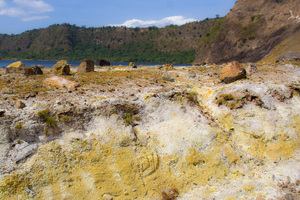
xmin=44 ymin=76 xmax=79 ymax=89
xmin=6 ymin=61 xmax=26 ymax=74
xmin=7 ymin=61 xmax=25 ymax=68
xmin=31 ymin=65 xmax=43 ymax=75
xmin=77 ymin=59 xmax=94 ymax=73
xmin=96 ymin=59 xmax=110 ymax=66
xmin=276 ymin=51 xmax=300 ymax=63
xmin=51 ymin=60 xmax=70 ymax=75
xmin=24 ymin=67 xmax=35 ymax=76
xmin=220 ymin=61 xmax=247 ymax=84
xmin=6 ymin=65 xmax=36 ymax=76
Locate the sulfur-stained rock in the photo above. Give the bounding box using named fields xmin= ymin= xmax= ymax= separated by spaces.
xmin=220 ymin=61 xmax=247 ymax=84
xmin=51 ymin=60 xmax=70 ymax=75
xmin=7 ymin=61 xmax=25 ymax=68
xmin=44 ymin=76 xmax=79 ymax=89
xmin=6 ymin=61 xmax=26 ymax=74
xmin=129 ymin=62 xmax=136 ymax=67
xmin=77 ymin=59 xmax=94 ymax=73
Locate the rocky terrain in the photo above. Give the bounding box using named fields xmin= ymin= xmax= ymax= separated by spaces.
xmin=0 ymin=61 xmax=299 ymax=199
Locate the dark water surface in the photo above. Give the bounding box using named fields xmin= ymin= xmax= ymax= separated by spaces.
xmin=0 ymin=60 xmax=192 ymax=68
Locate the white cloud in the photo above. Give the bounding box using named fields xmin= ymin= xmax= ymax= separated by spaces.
xmin=13 ymin=0 xmax=54 ymax=13
xmin=0 ymin=0 xmax=53 ymax=21
xmin=0 ymin=7 xmax=24 ymax=17
xmin=109 ymin=16 xmax=198 ymax=28
xmin=22 ymin=15 xmax=49 ymax=21
xmin=0 ymin=0 xmax=6 ymax=8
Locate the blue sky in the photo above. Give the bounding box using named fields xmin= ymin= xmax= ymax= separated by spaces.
xmin=0 ymin=0 xmax=236 ymax=34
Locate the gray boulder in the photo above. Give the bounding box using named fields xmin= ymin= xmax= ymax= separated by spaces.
xmin=9 ymin=142 xmax=38 ymax=163
xmin=276 ymin=51 xmax=300 ymax=62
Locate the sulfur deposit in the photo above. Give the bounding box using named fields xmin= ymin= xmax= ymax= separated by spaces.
xmin=0 ymin=63 xmax=299 ymax=199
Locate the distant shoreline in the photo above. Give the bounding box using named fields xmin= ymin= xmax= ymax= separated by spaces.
xmin=0 ymin=60 xmax=193 ymax=68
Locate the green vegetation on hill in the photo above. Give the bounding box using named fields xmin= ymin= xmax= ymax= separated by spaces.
xmin=0 ymin=20 xmax=217 ymax=63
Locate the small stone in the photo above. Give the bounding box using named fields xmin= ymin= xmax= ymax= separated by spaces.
xmin=246 ymin=63 xmax=257 ymax=75
xmin=0 ymin=110 xmax=5 ymax=117
xmin=103 ymin=194 xmax=113 ymax=200
xmin=163 ymin=73 xmax=175 ymax=82
xmin=284 ymin=193 xmax=294 ymax=200
xmin=25 ymin=93 xmax=36 ymax=99
xmin=16 ymin=101 xmax=26 ymax=109
xmin=295 ymin=179 xmax=300 ymax=186
xmin=161 ymin=187 xmax=179 ymax=200
xmin=129 ymin=62 xmax=136 ymax=67
xmin=163 ymin=64 xmax=174 ymax=70
xmin=256 ymin=197 xmax=265 ymax=200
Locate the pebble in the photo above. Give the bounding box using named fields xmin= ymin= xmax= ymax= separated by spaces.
xmin=16 ymin=101 xmax=26 ymax=109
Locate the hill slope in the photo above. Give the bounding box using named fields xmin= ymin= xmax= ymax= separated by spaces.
xmin=259 ymin=29 xmax=300 ymax=63
xmin=194 ymin=0 xmax=300 ymax=64
xmin=0 ymin=0 xmax=299 ymax=64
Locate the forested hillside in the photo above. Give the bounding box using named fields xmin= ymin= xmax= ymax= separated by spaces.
xmin=0 ymin=19 xmax=218 ymax=63
xmin=0 ymin=0 xmax=299 ymax=64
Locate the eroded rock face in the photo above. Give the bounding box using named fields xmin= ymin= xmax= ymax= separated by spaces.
xmin=220 ymin=61 xmax=247 ymax=84
xmin=0 ymin=63 xmax=299 ymax=200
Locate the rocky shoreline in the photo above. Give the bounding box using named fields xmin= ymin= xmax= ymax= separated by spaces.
xmin=0 ymin=61 xmax=299 ymax=199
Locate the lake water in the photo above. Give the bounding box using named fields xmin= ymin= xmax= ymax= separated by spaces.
xmin=0 ymin=60 xmax=193 ymax=68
